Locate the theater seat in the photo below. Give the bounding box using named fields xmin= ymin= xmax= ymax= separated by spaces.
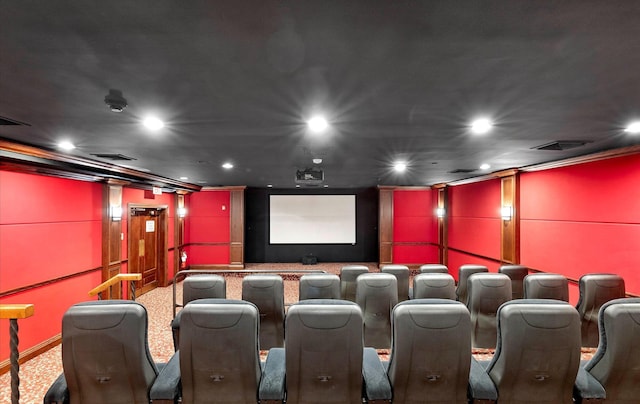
xmin=484 ymin=300 xmax=583 ymax=403
xmin=275 ymin=300 xmax=391 ymax=404
xmin=171 ymin=274 xmax=226 ymax=349
xmin=356 ymin=273 xmax=398 ymax=349
xmin=419 ymin=264 xmax=449 ymax=274
xmin=456 ymin=264 xmax=488 ymax=303
xmin=576 ymin=298 xmax=640 ymax=403
xmin=241 ymin=274 xmax=285 ymax=349
xmin=298 ymin=273 xmax=341 ymax=300
xmin=381 ymin=264 xmax=411 ymax=301
xmin=466 ymin=273 xmax=512 ymax=349
xmin=339 ymin=265 xmax=369 ymax=301
xmin=386 ymin=299 xmax=497 ymax=403
xmin=524 ymin=273 xmax=569 ymax=301
xmin=499 ymin=265 xmax=528 ymax=299
xmin=576 ymin=274 xmax=626 ymax=347
xmin=412 ymin=273 xmax=456 ymax=300
xmin=44 ymin=300 xmax=178 ymax=404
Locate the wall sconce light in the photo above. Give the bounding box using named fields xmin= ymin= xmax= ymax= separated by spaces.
xmin=177 ymin=207 xmax=187 ymax=218
xmin=501 ymin=206 xmax=513 ymax=221
xmin=110 ymin=205 xmax=123 ymax=221
xmin=436 ymin=207 xmax=446 ymax=218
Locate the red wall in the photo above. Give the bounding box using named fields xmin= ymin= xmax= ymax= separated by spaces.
xmin=0 ymin=171 xmax=103 ymax=361
xmin=520 ymin=154 xmax=640 ymax=299
xmin=392 ymin=189 xmax=439 ymax=264
xmin=187 ymin=190 xmax=231 ymax=265
xmin=447 ymin=179 xmax=502 ymax=277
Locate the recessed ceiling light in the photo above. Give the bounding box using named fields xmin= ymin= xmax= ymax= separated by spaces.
xmin=394 ymin=162 xmax=407 ymax=172
xmin=222 ymin=162 xmax=233 ymax=169
xmin=625 ymin=121 xmax=640 ymax=134
xmin=58 ymin=140 xmax=75 ymax=151
xmin=480 ymin=163 xmax=491 ymax=170
xmin=307 ymin=116 xmax=328 ymax=133
xmin=267 ymin=184 xmax=273 ymax=188
xmin=143 ymin=116 xmax=164 ymax=131
xmin=323 ymin=184 xmax=329 ymax=188
xmin=295 ymin=184 xmax=301 ymax=188
xmin=179 ymin=176 xmax=188 ymax=180
xmin=470 ymin=118 xmax=493 ymax=134
xmin=312 ymin=158 xmax=323 ymax=164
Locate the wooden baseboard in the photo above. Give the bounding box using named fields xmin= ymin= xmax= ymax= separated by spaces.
xmin=189 ymin=264 xmax=245 ymax=270
xmin=0 ymin=333 xmax=61 ymax=375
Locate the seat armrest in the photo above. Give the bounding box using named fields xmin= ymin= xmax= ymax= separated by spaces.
xmin=573 ymin=366 xmax=606 ymax=403
xmin=150 ymin=352 xmax=181 ymax=403
xmin=259 ymin=348 xmax=286 ymax=403
xmin=468 ymin=358 xmax=498 ymax=403
xmin=43 ymin=373 xmax=69 ymax=404
xmin=362 ymin=347 xmax=392 ymax=403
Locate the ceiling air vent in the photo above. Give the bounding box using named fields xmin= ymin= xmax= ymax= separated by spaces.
xmin=448 ymin=168 xmax=477 ymax=174
xmin=533 ymin=140 xmax=592 ymax=151
xmin=0 ymin=115 xmax=30 ymax=126
xmin=91 ymin=153 xmax=137 ymax=161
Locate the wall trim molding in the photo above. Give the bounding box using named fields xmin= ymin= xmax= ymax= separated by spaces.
xmin=0 ymin=334 xmax=61 ymax=375
xmin=0 ymin=267 xmax=102 ymax=298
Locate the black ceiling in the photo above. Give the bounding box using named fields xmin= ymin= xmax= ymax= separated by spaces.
xmin=1 ymin=1 xmax=639 ymax=189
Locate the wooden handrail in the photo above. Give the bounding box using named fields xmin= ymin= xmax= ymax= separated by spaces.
xmin=0 ymin=304 xmax=35 ymax=320
xmin=0 ymin=304 xmax=34 ymax=404
xmin=88 ymin=273 xmax=141 ymax=297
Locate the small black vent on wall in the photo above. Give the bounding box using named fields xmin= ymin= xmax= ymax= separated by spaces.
xmin=533 ymin=140 xmax=592 ymax=151
xmin=448 ymin=168 xmax=477 ymax=174
xmin=0 ymin=116 xmax=30 ymax=126
xmin=91 ymin=153 xmax=137 ymax=161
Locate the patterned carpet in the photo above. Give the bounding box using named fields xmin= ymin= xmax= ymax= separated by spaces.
xmin=0 ymin=262 xmax=594 ymax=403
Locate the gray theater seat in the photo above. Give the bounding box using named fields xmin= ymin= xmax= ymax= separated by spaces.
xmin=356 ymin=273 xmax=398 ymax=349
xmin=485 ymin=300 xmax=583 ymax=403
xmin=412 ymin=273 xmax=456 ymax=300
xmin=456 ymin=264 xmax=489 ymax=303
xmin=576 ymin=273 xmax=626 ymax=347
xmin=467 ymin=273 xmax=512 ymax=349
xmin=576 ymin=298 xmax=640 ymax=403
xmin=242 ymin=274 xmax=285 ymax=349
xmin=523 ymin=273 xmax=569 ymax=301
xmin=172 ymin=274 xmax=226 ymax=349
xmin=419 ymin=263 xmax=449 ymax=273
xmin=299 ymin=273 xmax=341 ymax=300
xmin=499 ymin=264 xmax=529 ymax=299
xmin=386 ymin=299 xmax=497 ymax=404
xmin=277 ymin=300 xmax=391 ymax=404
xmin=339 ymin=265 xmax=369 ymax=301
xmin=381 ymin=264 xmax=410 ymax=301
xmin=43 ymin=300 xmax=178 ymax=404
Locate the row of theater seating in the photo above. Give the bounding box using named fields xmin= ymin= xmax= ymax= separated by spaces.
xmin=44 ymin=296 xmax=640 ymax=403
xmin=172 ymin=265 xmax=627 ymax=351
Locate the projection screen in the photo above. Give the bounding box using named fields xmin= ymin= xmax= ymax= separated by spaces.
xmin=269 ymin=195 xmax=356 ymax=244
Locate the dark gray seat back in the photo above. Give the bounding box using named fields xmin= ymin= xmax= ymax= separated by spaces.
xmin=299 ymin=274 xmax=341 ymax=300
xmin=387 ymin=299 xmax=471 ymax=403
xmin=486 ymin=300 xmax=581 ymax=403
xmin=62 ymin=300 xmax=158 ymax=404
xmin=467 ymin=273 xmax=512 ymax=349
xmin=419 ymin=264 xmax=449 ymax=274
xmin=456 ymin=264 xmax=488 ymax=303
xmin=381 ymin=264 xmax=410 ymax=302
xmin=241 ymin=274 xmax=285 ymax=349
xmin=356 ymin=273 xmax=398 ymax=349
xmin=340 ymin=265 xmax=369 ymax=301
xmin=498 ymin=265 xmax=528 ymax=299
xmin=285 ymin=300 xmax=364 ymax=404
xmin=412 ymin=273 xmax=456 ymax=300
xmin=523 ymin=273 xmax=569 ymax=301
xmin=584 ymin=298 xmax=640 ymax=402
xmin=179 ymin=299 xmax=261 ymax=404
xmin=576 ymin=273 xmax=625 ymax=347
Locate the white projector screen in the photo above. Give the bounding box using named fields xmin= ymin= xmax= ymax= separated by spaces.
xmin=269 ymin=195 xmax=356 ymax=244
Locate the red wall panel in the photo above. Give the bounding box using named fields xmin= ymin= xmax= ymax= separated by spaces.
xmin=189 ymin=245 xmax=230 ymax=265
xmin=189 ymin=216 xmax=231 ymax=242
xmin=392 ymin=245 xmax=439 ymax=265
xmin=392 ymin=190 xmax=437 ymax=264
xmin=447 ymin=217 xmax=501 ymax=258
xmin=447 ymin=250 xmax=500 ymax=281
xmin=187 ymin=190 xmax=231 ymax=265
xmin=450 ymin=179 xmax=501 ymax=219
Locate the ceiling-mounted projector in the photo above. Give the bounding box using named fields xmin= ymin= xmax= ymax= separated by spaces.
xmin=295 ymin=168 xmax=324 ymax=184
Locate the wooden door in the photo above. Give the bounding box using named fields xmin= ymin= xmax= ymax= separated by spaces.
xmin=129 ymin=207 xmax=164 ymax=295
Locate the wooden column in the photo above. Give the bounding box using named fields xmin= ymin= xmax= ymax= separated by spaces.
xmin=434 ymin=184 xmax=448 ymax=266
xmin=500 ymin=171 xmax=520 ymax=264
xmin=174 ymin=191 xmax=188 ymax=277
xmin=229 ymin=186 xmax=246 ymax=268
xmin=102 ymin=180 xmax=128 ymax=298
xmin=378 ymin=186 xmax=394 ymax=265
